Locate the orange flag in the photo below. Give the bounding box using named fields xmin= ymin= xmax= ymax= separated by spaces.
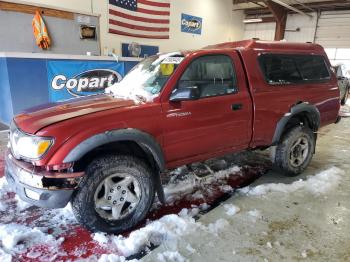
xmin=32 ymin=11 xmax=51 ymax=50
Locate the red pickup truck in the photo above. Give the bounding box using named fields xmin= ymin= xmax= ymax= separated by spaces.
xmin=5 ymin=40 xmax=340 ymax=233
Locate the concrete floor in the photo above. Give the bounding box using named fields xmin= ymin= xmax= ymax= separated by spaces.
xmin=143 ymin=116 xmax=350 ymax=261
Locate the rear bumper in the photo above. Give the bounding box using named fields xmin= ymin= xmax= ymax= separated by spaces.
xmin=5 ymin=151 xmax=83 ymax=208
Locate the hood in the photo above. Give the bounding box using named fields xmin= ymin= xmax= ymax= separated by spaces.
xmin=14 ymin=94 xmax=135 ymax=134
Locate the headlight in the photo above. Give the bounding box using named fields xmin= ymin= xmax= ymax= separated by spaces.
xmin=10 ymin=124 xmax=54 ymax=160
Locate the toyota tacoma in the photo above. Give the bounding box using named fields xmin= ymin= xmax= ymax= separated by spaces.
xmin=5 ymin=40 xmax=341 ymax=233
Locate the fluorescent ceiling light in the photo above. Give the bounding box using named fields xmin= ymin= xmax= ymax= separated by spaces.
xmin=243 ymin=18 xmax=263 ymax=23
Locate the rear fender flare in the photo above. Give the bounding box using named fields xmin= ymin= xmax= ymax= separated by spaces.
xmin=272 ymin=103 xmax=320 ymax=145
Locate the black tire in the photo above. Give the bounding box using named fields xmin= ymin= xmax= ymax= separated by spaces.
xmin=341 ymin=86 xmax=349 ymax=105
xmin=71 ymin=155 xmax=155 ymax=234
xmin=271 ymin=126 xmax=315 ymax=177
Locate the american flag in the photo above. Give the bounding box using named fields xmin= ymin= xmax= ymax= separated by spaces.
xmin=108 ymin=0 xmax=170 ymax=39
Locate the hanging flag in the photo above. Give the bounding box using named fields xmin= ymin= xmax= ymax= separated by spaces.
xmin=32 ymin=11 xmax=51 ymax=49
xmin=108 ymin=0 xmax=170 ymax=39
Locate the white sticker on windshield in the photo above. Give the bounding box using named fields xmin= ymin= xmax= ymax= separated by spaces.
xmin=162 ymin=57 xmax=184 ymax=64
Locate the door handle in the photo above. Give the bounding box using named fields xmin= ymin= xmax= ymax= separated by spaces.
xmin=231 ymin=103 xmax=243 ymax=111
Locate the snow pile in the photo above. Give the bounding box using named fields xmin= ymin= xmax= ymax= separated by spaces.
xmin=0 ymin=177 xmax=76 ymax=261
xmin=0 ymin=177 xmax=11 ymax=195
xmin=14 ymin=195 xmax=32 ymax=211
xmin=157 ymin=251 xmax=186 ymax=262
xmin=0 ymin=224 xmax=64 ymax=255
xmin=247 ymin=209 xmax=262 ymax=222
xmin=239 ymin=167 xmax=344 ymax=196
xmin=207 ymin=218 xmax=230 ymax=235
xmin=223 ymin=204 xmax=240 ymax=216
xmin=93 ymin=208 xmax=231 ymax=260
xmin=178 ymin=207 xmax=200 ymax=218
xmin=163 ymin=165 xmax=241 ymax=204
xmin=93 ymin=214 xmax=198 ymax=257
xmin=163 ymin=174 xmax=197 ymax=203
xmin=0 ymin=202 xmax=6 ymax=212
xmin=98 ymin=254 xmax=137 ymax=262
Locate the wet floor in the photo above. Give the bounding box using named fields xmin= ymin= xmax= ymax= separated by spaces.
xmin=143 ymin=112 xmax=350 ymax=261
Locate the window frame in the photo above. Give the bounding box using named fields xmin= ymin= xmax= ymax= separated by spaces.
xmin=175 ymin=54 xmax=239 ymax=100
xmin=258 ymin=53 xmax=332 ymax=86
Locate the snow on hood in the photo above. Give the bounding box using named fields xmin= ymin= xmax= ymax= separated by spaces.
xmin=105 ymin=82 xmax=156 ymax=104
xmin=105 ymin=52 xmax=182 ymax=104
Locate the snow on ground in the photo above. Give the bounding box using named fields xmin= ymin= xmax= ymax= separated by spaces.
xmin=93 ymin=214 xmax=199 ymax=257
xmin=239 ymin=167 xmax=344 ymax=196
xmin=0 ymin=162 xmax=344 ymax=261
xmin=223 ymin=204 xmax=240 ymax=216
xmin=90 ymin=166 xmax=345 ymax=260
xmin=0 ymin=177 xmax=76 ymax=261
xmin=163 ymin=165 xmax=241 ymax=204
xmin=156 ymin=251 xmax=187 ymax=262
xmin=0 ymin=159 xmax=243 ymax=261
xmin=92 ymin=209 xmax=232 ymax=261
xmin=0 ymin=224 xmax=64 ymax=254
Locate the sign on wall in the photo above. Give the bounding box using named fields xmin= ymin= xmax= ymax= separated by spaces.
xmin=181 ymin=13 xmax=202 ymax=35
xmin=122 ymin=43 xmax=159 ymax=58
xmin=47 ymin=60 xmax=124 ymax=102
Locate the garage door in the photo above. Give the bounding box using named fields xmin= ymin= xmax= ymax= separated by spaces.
xmin=243 ymin=22 xmax=276 ymax=41
xmin=315 ymin=11 xmax=350 ymax=48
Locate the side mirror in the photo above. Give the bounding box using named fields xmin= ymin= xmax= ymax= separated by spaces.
xmin=169 ymin=86 xmax=200 ymax=102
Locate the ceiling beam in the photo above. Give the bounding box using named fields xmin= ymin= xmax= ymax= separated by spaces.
xmin=290 ymin=0 xmax=316 ymax=12
xmin=265 ymin=0 xmax=287 ymax=40
xmin=270 ymin=0 xmax=313 ymax=17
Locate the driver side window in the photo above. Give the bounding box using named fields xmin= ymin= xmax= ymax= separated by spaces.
xmin=178 ymin=55 xmax=237 ymax=98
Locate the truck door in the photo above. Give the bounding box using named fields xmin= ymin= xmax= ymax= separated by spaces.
xmin=161 ymin=51 xmax=253 ymax=165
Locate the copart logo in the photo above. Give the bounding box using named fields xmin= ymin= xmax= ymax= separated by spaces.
xmin=51 ymin=69 xmax=122 ymax=97
xmin=181 ymin=18 xmax=202 ymax=31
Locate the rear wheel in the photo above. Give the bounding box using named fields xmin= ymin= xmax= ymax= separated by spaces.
xmin=71 ymin=155 xmax=155 ymax=234
xmin=271 ymin=126 xmax=315 ymax=176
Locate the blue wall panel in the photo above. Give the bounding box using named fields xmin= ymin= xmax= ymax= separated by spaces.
xmin=0 ymin=57 xmax=139 ymax=126
xmin=7 ymin=58 xmax=49 ymax=116
xmin=124 ymin=61 xmax=138 ymax=74
xmin=0 ymin=58 xmax=13 ymax=124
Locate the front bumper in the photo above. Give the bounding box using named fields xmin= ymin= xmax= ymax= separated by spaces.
xmin=5 ymin=151 xmax=83 ymax=208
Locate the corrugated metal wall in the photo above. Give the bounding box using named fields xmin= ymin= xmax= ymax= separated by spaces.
xmin=315 ymin=11 xmax=350 ymax=48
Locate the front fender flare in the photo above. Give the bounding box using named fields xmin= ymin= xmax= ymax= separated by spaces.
xmin=63 ymin=128 xmax=166 ymax=203
xmin=63 ymin=128 xmax=165 ymax=170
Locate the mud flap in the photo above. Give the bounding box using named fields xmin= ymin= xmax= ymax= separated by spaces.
xmin=154 ymin=172 xmax=166 ymax=204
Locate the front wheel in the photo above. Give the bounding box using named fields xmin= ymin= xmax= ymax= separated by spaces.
xmin=271 ymin=126 xmax=315 ymax=176
xmin=71 ymin=155 xmax=155 ymax=234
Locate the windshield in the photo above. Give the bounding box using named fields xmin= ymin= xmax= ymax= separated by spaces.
xmin=105 ymin=52 xmax=184 ymax=103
